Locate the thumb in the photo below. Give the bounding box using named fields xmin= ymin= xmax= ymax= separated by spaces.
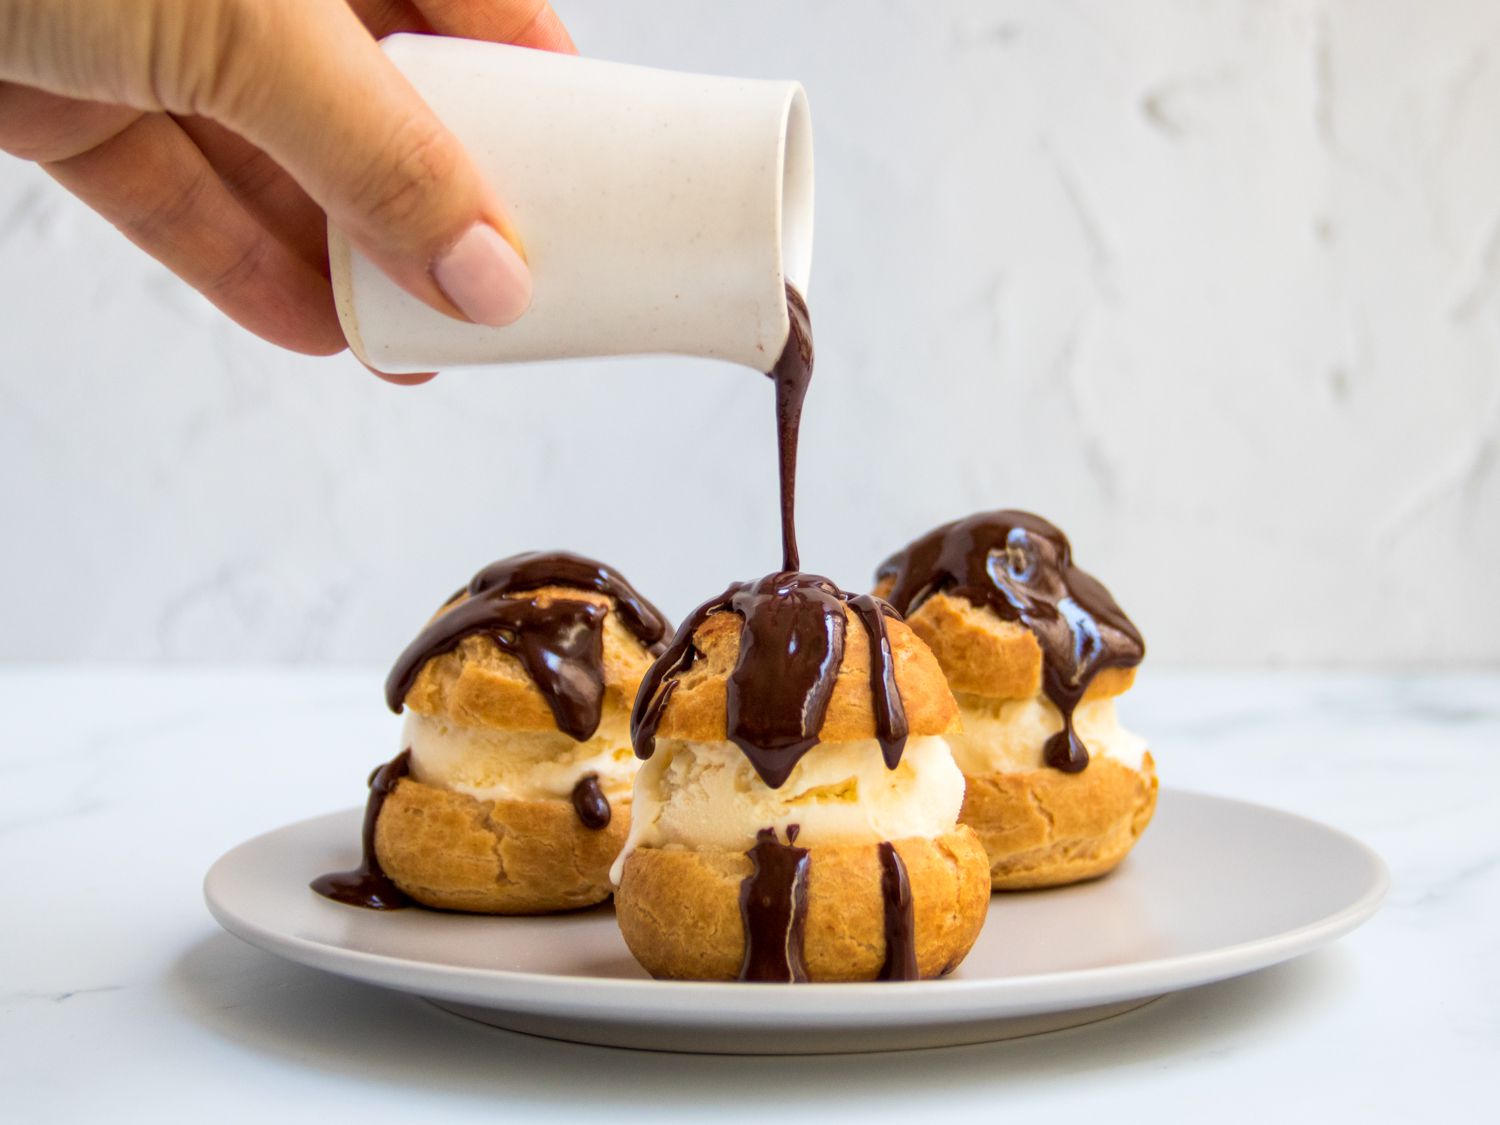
xmin=211 ymin=1 xmax=531 ymax=327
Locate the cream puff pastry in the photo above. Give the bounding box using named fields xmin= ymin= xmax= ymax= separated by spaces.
xmin=876 ymin=512 xmax=1156 ymax=890
xmin=614 ymin=572 xmax=990 ymax=981
xmin=312 ymin=551 xmax=668 ymax=914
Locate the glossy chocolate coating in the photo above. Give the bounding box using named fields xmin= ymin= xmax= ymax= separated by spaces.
xmin=630 ymin=573 xmax=909 ymax=789
xmin=738 ymin=825 xmax=810 ymax=982
xmin=385 ymin=551 xmax=670 ymax=742
xmin=876 ymin=842 xmax=918 ymax=981
xmin=570 ymin=773 xmax=611 ymax=830
xmin=876 ymin=511 xmax=1144 ymax=771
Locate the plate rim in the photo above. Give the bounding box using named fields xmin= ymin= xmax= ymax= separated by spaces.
xmin=204 ymin=788 xmax=1389 ymax=1020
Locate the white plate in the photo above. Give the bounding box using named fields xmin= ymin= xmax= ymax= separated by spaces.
xmin=204 ymin=790 xmax=1386 ymax=1054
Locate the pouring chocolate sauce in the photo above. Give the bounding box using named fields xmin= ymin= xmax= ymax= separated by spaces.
xmin=631 ymin=287 xmax=919 ymax=981
xmin=772 ymin=286 xmax=813 ymax=573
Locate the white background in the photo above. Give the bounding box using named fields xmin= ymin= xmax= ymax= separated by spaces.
xmin=1 ymin=0 xmax=1496 ymax=667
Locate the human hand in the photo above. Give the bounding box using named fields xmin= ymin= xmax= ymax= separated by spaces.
xmin=0 ymin=0 xmax=574 ymax=383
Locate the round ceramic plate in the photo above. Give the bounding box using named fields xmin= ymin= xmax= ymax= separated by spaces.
xmin=204 ymin=789 xmax=1386 ymax=1054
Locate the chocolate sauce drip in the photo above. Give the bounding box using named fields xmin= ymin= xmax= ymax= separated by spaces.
xmin=846 ymin=593 xmax=910 ymax=771
xmin=630 ymin=572 xmax=911 ymax=788
xmin=310 ymin=750 xmax=413 ymax=910
xmin=769 ymin=285 xmax=814 ymax=572
xmin=570 ymin=773 xmax=611 ymax=830
xmin=875 ymin=842 xmax=918 ymax=981
xmin=876 ymin=511 xmax=1144 ymax=772
xmin=727 ymin=573 xmax=843 ymax=786
xmin=384 ymin=551 xmax=670 ymax=742
xmin=738 ymin=826 xmax=811 ymax=982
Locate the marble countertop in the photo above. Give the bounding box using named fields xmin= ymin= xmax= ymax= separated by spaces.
xmin=2 ymin=669 xmax=1494 ymax=1122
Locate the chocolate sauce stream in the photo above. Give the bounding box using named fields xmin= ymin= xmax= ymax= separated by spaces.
xmin=384 ymin=551 xmax=670 ymax=742
xmin=570 ymin=774 xmax=611 ymax=830
xmin=627 ymin=287 xmax=913 ymax=980
xmin=876 ymin=511 xmax=1144 ymax=772
xmin=310 ymin=750 xmax=413 ymax=910
xmin=875 ymin=842 xmax=918 ymax=981
xmin=631 ymin=572 xmax=911 ymax=788
xmin=738 ymin=826 xmax=811 ymax=982
xmin=769 ymin=285 xmax=814 ymax=572
xmin=629 ymin=291 xmax=907 ymax=785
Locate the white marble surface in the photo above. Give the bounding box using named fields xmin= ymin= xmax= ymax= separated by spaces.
xmin=1 ymin=668 xmax=1493 ymax=1122
xmin=2 ymin=0 xmax=1499 ymax=666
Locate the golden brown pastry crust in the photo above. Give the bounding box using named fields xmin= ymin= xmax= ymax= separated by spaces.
xmin=615 ymin=827 xmax=990 ymax=981
xmin=870 ymin=585 xmax=1135 ymax=703
xmin=401 ymin=586 xmax=656 ymax=732
xmin=374 ymin=775 xmax=628 ymax=913
xmin=650 ymin=604 xmax=960 ymax=743
xmin=960 ymin=753 xmax=1158 ymax=889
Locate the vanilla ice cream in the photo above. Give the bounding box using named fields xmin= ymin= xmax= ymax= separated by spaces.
xmin=404 ymin=709 xmax=637 ymax=803
xmin=946 ymin=694 xmax=1148 ymax=775
xmin=611 ymin=735 xmax=965 ymax=883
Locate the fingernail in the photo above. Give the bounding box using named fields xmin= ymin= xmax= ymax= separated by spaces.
xmin=431 ymin=222 xmax=533 ymax=327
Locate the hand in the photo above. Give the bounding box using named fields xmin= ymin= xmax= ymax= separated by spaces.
xmin=0 ymin=0 xmax=575 ymax=383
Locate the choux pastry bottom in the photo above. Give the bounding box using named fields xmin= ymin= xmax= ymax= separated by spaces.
xmin=374 ymin=774 xmax=629 ymax=913
xmin=615 ymin=826 xmax=990 ymax=981
xmin=960 ymin=753 xmax=1158 ymax=890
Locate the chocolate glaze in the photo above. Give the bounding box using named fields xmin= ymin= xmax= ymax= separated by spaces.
xmin=738 ymin=825 xmax=811 ymax=982
xmin=630 ymin=572 xmax=910 ymax=788
xmin=310 ymin=750 xmax=413 ymax=910
xmin=570 ymin=773 xmax=611 ymax=830
xmin=875 ymin=842 xmax=918 ymax=981
xmin=384 ymin=551 xmax=670 ymax=742
xmin=876 ymin=511 xmax=1144 ymax=772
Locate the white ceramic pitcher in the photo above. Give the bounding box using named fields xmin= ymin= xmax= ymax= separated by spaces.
xmin=328 ymin=35 xmax=814 ymax=376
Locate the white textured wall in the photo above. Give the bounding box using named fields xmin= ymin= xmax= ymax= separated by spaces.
xmin=1 ymin=0 xmax=1497 ymax=666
